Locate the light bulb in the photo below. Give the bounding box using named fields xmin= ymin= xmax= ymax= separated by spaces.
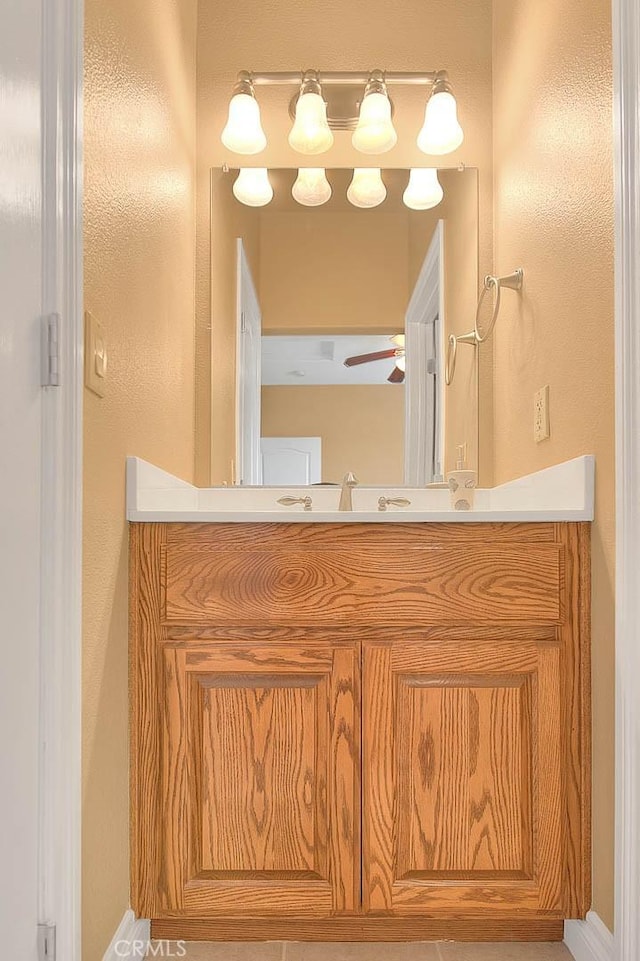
xmin=347 ymin=168 xmax=386 ymax=208
xmin=403 ymin=168 xmax=444 ymax=210
xmin=395 ymin=353 xmax=406 ymax=373
xmin=221 ymin=74 xmax=267 ymax=154
xmin=417 ymin=78 xmax=464 ymax=156
xmin=352 ymin=75 xmax=397 ymax=154
xmin=232 ymin=168 xmax=273 ymax=206
xmin=292 ymin=168 xmax=332 ymax=206
xmin=288 ymin=72 xmax=334 ymax=155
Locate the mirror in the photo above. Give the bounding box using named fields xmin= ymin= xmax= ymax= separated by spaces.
xmin=210 ymin=166 xmax=478 ymax=486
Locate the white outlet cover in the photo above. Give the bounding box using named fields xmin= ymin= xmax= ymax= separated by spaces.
xmin=534 ymin=385 xmax=550 ymax=442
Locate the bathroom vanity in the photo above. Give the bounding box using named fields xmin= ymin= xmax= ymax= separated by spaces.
xmin=128 ymin=458 xmax=592 ymax=941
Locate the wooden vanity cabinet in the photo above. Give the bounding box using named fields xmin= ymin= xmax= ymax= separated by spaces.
xmin=130 ymin=521 xmax=590 ymax=941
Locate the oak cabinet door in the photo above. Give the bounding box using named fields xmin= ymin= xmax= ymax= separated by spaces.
xmin=158 ymin=643 xmax=359 ymax=918
xmin=363 ymin=640 xmax=565 ymax=917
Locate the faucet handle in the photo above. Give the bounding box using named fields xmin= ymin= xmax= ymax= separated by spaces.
xmin=277 ymin=495 xmax=312 ymax=511
xmin=378 ymin=496 xmax=412 ymax=512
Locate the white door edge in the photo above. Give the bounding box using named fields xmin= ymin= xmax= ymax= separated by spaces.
xmin=39 ymin=0 xmax=83 ymax=956
xmin=404 ymin=220 xmax=444 ymax=485
xmin=614 ymin=0 xmax=640 ymax=958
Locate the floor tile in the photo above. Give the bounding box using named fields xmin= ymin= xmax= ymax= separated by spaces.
xmin=146 ymin=941 xmax=284 ymax=961
xmin=437 ymin=943 xmax=572 ymax=961
xmin=285 ymin=942 xmax=440 ymax=961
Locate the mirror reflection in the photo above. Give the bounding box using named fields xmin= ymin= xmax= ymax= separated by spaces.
xmin=210 ymin=166 xmax=478 ymax=486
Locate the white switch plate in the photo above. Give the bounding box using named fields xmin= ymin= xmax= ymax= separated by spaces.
xmin=534 ymin=385 xmax=550 ymax=442
xmin=84 ymin=310 xmax=107 ymax=397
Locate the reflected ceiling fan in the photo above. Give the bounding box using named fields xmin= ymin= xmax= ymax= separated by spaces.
xmin=343 ymin=334 xmax=405 ymax=383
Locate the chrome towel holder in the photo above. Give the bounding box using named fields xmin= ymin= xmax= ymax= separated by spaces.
xmin=445 ymin=268 xmax=524 ymax=386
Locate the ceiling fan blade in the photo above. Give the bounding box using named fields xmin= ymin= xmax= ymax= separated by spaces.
xmin=344 ymin=348 xmax=398 ymax=367
xmin=387 ymin=366 xmax=405 ymax=384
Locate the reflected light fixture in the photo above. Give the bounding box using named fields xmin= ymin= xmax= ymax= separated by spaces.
xmin=288 ymin=71 xmax=334 ymax=155
xmin=221 ymin=71 xmax=267 ymax=155
xmin=292 ymin=168 xmax=332 ymax=206
xmin=403 ymin=168 xmax=444 ymax=210
xmin=352 ymin=70 xmax=398 ymax=154
xmin=417 ymin=73 xmax=464 ymax=155
xmin=395 ymin=353 xmax=406 ymax=373
xmin=233 ymin=168 xmax=273 ymax=206
xmin=347 ymin=168 xmax=387 ymax=208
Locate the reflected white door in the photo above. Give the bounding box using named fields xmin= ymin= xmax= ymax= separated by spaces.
xmin=236 ymin=239 xmax=262 ymax=484
xmin=405 ymin=221 xmax=445 ymax=485
xmin=260 ymin=437 xmax=322 ymax=485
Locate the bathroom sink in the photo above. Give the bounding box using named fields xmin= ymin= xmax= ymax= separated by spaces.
xmin=126 ymin=455 xmax=594 ymax=523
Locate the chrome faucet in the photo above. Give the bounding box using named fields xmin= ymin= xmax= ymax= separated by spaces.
xmin=339 ymin=472 xmax=358 ymax=511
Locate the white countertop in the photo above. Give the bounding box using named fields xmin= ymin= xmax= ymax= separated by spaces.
xmin=126 ymin=455 xmax=595 ymax=523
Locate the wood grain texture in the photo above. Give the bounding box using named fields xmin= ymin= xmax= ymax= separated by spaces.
xmin=157 ymin=642 xmax=359 ymax=918
xmin=130 ymin=523 xmax=167 ymax=917
xmin=150 ymin=917 xmax=565 ymax=941
xmin=362 ymin=641 xmax=565 ymax=916
xmin=130 ymin=520 xmax=591 ymax=932
xmin=164 ymin=625 xmax=560 ymax=645
xmin=166 ymin=522 xmax=559 ymax=551
xmin=163 ymin=545 xmax=562 ymax=625
xmin=556 ymin=522 xmax=592 ymax=916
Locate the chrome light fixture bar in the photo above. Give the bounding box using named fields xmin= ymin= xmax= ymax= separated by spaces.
xmin=221 ymin=69 xmax=463 ymax=155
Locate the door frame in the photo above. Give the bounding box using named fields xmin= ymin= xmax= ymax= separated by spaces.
xmin=39 ymin=0 xmax=83 ymax=956
xmin=613 ymin=0 xmax=640 ymax=957
xmin=28 ymin=0 xmax=640 ymax=956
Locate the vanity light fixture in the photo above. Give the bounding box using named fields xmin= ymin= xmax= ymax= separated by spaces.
xmin=288 ymin=71 xmax=334 ymax=155
xmin=221 ymin=71 xmax=267 ymax=155
xmin=403 ymin=168 xmax=444 ymax=210
xmin=347 ymin=168 xmax=387 ymax=208
xmin=232 ymin=168 xmax=273 ymax=206
xmin=352 ymin=71 xmax=398 ymax=154
xmin=417 ymin=73 xmax=464 ymax=155
xmin=221 ymin=70 xmax=464 ymax=158
xmin=292 ymin=168 xmax=332 ymax=206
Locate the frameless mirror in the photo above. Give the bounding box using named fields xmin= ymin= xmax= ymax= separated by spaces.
xmin=210 ymin=166 xmax=478 ymax=486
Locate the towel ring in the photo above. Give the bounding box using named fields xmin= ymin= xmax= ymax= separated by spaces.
xmin=446 ymin=267 xmax=524 ymax=387
xmin=445 ymin=330 xmax=478 ymax=386
xmin=475 ymin=268 xmax=524 ymax=344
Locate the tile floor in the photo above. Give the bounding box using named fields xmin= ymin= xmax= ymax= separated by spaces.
xmin=145 ymin=941 xmax=574 ymax=961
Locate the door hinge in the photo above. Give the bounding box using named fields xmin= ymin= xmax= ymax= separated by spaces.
xmin=240 ymin=311 xmax=247 ymax=333
xmin=42 ymin=313 xmax=61 ymax=387
xmin=38 ymin=922 xmax=56 ymax=961
xmin=426 ymin=358 xmax=437 ymax=375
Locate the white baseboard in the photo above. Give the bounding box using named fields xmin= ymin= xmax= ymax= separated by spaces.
xmin=564 ymin=911 xmax=614 ymax=961
xmin=103 ymin=909 xmax=151 ymax=961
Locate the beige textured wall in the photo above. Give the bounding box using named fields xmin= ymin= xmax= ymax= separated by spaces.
xmin=196 ymin=0 xmax=494 ymax=484
xmin=83 ymin=1 xmax=197 ymax=957
xmin=262 ymin=385 xmax=404 ymax=484
xmin=492 ymin=0 xmax=614 ymax=929
xmin=209 ymin=168 xmax=261 ymax=483
xmin=260 ymin=209 xmax=409 ymax=333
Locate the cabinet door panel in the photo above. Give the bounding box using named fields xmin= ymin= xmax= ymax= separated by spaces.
xmin=160 ymin=644 xmax=359 ymax=918
xmin=363 ymin=641 xmax=564 ymax=916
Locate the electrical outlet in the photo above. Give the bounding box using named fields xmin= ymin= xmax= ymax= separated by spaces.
xmin=534 ymin=385 xmax=550 ymax=442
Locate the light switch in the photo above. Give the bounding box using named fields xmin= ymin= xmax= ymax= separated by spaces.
xmin=85 ymin=310 xmax=107 ymax=397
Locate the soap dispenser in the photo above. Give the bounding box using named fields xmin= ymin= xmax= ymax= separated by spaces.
xmin=447 ymin=444 xmax=477 ymax=511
